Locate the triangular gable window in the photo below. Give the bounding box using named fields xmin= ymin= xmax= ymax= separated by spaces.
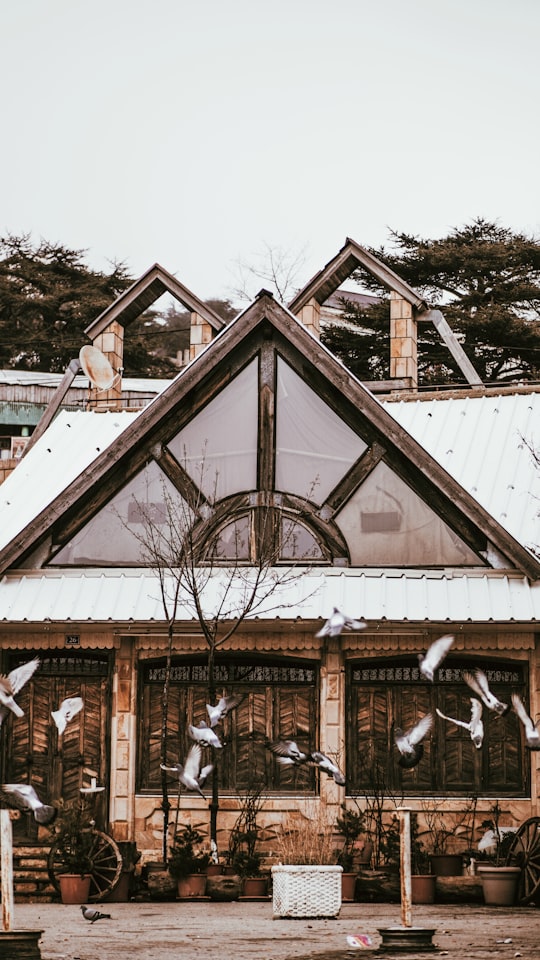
xmin=166 ymin=360 xmax=258 ymax=500
xmin=53 ymin=460 xmax=191 ymax=565
xmin=335 ymin=461 xmax=479 ymax=565
xmin=275 ymin=358 xmax=367 ymax=504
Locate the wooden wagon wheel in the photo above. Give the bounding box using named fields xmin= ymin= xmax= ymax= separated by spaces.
xmin=505 ymin=816 xmax=540 ymax=905
xmin=48 ymin=829 xmax=123 ymax=902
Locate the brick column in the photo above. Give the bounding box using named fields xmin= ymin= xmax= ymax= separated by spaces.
xmin=390 ymin=291 xmax=417 ymax=387
xmin=109 ymin=638 xmax=136 ymax=841
xmin=297 ymin=297 xmax=321 ymax=339
xmin=190 ymin=311 xmax=213 ymax=360
xmin=89 ymin=321 xmax=124 ymax=409
xmin=319 ymin=638 xmax=345 ymax=816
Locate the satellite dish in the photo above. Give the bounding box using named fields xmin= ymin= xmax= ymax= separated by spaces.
xmin=79 ymin=344 xmax=116 ymax=390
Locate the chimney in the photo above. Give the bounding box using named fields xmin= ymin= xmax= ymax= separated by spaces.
xmin=389 ymin=291 xmax=417 ymax=388
xmin=295 ymin=297 xmax=320 ymax=338
xmin=189 ymin=311 xmax=213 ymax=360
xmin=88 ymin=320 xmax=124 ymax=410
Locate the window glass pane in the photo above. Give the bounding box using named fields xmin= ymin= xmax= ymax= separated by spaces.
xmin=335 ymin=461 xmax=480 ymax=565
xmin=52 ymin=460 xmax=191 ymax=565
xmin=167 ymin=360 xmax=258 ymax=501
xmin=276 ymin=358 xmax=367 ymax=504
xmin=280 ymin=518 xmax=323 ymax=560
xmin=211 ymin=516 xmax=251 ymax=561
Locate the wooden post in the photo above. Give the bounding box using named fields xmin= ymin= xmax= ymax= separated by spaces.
xmin=0 ymin=808 xmax=14 ymax=932
xmin=398 ymin=807 xmax=412 ymax=928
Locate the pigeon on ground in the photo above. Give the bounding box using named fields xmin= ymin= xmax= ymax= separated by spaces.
xmin=308 ymin=751 xmax=346 ymax=786
xmin=315 ymin=608 xmax=367 ymax=638
xmin=51 ymin=696 xmax=84 ymax=735
xmin=0 ymin=657 xmax=40 ymax=724
xmin=0 ymin=783 xmax=57 ymax=825
xmin=206 ymin=695 xmax=243 ymax=728
xmin=418 ymin=634 xmax=454 ymax=682
xmin=188 ymin=721 xmax=222 ymax=748
xmin=436 ymin=698 xmax=484 ymax=748
xmin=511 ymin=693 xmax=540 ymax=750
xmin=80 ymin=905 xmax=111 ymax=923
xmin=394 ymin=713 xmax=433 ymax=769
xmin=462 ymin=668 xmax=509 ymax=716
xmin=160 ymin=743 xmax=214 ymax=798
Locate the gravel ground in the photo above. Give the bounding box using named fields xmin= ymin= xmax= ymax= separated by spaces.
xmin=7 ymin=900 xmax=540 ymax=960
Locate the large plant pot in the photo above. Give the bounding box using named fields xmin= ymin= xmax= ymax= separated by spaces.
xmin=206 ymin=875 xmax=241 ymax=901
xmin=177 ymin=873 xmax=207 ymax=898
xmin=242 ymin=876 xmax=268 ymax=898
xmin=104 ymin=870 xmax=131 ymax=902
xmin=145 ymin=862 xmax=176 ymax=900
xmin=429 ymin=854 xmax=463 ymax=877
xmin=58 ymin=873 xmax=91 ymax=904
xmin=206 ymin=864 xmax=223 ymax=877
xmin=341 ymin=872 xmax=357 ymax=901
xmin=411 ymin=874 xmax=436 ymax=904
xmin=477 ymin=865 xmax=521 ymax=906
xmin=272 ymin=865 xmax=342 ymax=918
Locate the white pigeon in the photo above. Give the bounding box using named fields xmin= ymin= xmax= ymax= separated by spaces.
xmin=462 ymin=668 xmax=509 ymax=716
xmin=51 ymin=696 xmax=84 ymax=735
xmin=206 ymin=695 xmax=243 ymax=728
xmin=436 ymin=698 xmax=484 ymax=748
xmin=0 ymin=783 xmax=56 ymax=824
xmin=315 ymin=608 xmax=367 ymax=638
xmin=267 ymin=740 xmax=311 ymax=767
xmin=188 ymin=721 xmax=222 ymax=749
xmin=0 ymin=657 xmax=40 ymax=724
xmin=511 ymin=693 xmax=540 ymax=750
xmin=161 ymin=743 xmax=214 ymax=798
xmin=418 ymin=634 xmax=454 ymax=681
xmin=80 ymin=905 xmax=111 ymax=922
xmin=308 ymin=751 xmax=346 ymax=786
xmin=394 ymin=713 xmax=433 ymax=769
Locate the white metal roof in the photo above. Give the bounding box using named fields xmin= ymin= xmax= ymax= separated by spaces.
xmin=1 ymin=567 xmax=540 ymax=625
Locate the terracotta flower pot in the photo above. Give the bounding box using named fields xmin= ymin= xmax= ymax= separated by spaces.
xmin=341 ymin=872 xmax=357 ymax=901
xmin=411 ymin=874 xmax=436 ymax=904
xmin=58 ymin=873 xmax=91 ymax=904
xmin=477 ymin=865 xmax=521 ymax=906
xmin=242 ymin=876 xmax=268 ymax=898
xmin=429 ymin=854 xmax=463 ymax=877
xmin=206 ymin=864 xmax=223 ymax=877
xmin=176 ymin=874 xmax=207 ymax=898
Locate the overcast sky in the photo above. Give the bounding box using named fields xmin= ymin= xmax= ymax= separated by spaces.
xmin=2 ymin=0 xmax=539 ymax=305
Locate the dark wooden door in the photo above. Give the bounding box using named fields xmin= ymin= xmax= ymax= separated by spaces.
xmin=3 ymin=652 xmax=111 ymax=840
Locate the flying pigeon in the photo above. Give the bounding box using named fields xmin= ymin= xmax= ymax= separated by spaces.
xmin=0 ymin=657 xmax=40 ymax=724
xmin=206 ymin=695 xmax=243 ymax=728
xmin=0 ymin=783 xmax=57 ymax=825
xmin=315 ymin=608 xmax=367 ymax=638
xmin=267 ymin=740 xmax=311 ymax=767
xmin=51 ymin=696 xmax=84 ymax=735
xmin=418 ymin=634 xmax=454 ymax=682
xmin=188 ymin=721 xmax=222 ymax=749
xmin=308 ymin=751 xmax=346 ymax=786
xmin=80 ymin=905 xmax=111 ymax=923
xmin=394 ymin=713 xmax=433 ymax=769
xmin=511 ymin=693 xmax=540 ymax=750
xmin=160 ymin=743 xmax=214 ymax=798
xmin=462 ymin=668 xmax=509 ymax=716
xmin=436 ymin=698 xmax=484 ymax=748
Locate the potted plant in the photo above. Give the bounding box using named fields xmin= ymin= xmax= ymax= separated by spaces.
xmin=168 ymin=825 xmax=210 ymax=898
xmin=228 ymin=780 xmax=268 ymax=897
xmin=420 ymin=799 xmax=474 ymax=876
xmin=49 ymin=798 xmax=94 ymax=903
xmin=476 ymin=802 xmax=521 ymax=906
xmin=335 ymin=804 xmax=365 ymax=901
xmin=271 ymin=802 xmax=343 ymax=918
xmin=410 ymin=813 xmax=436 ymax=904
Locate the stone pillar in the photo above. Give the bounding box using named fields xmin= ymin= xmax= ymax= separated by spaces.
xmin=297 ymin=297 xmax=321 ymax=339
xmin=390 ymin=292 xmax=417 ymax=387
xmin=319 ymin=638 xmax=345 ymax=815
xmin=89 ymin=321 xmax=124 ymax=410
xmin=190 ymin=311 xmax=213 ymax=360
xmin=109 ymin=637 xmax=136 ymax=842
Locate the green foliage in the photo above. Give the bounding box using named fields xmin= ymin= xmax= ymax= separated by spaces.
xmin=51 ymin=798 xmax=95 ymax=876
xmin=335 ymin=804 xmax=366 ymax=869
xmin=322 ymin=219 xmax=540 ymax=386
xmin=168 ymin=825 xmax=210 ymax=879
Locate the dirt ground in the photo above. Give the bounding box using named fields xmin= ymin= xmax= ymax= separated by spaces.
xmin=8 ymin=899 xmax=540 ymax=960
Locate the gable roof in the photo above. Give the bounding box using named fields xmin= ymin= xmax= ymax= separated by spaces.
xmin=84 ymin=262 xmax=225 ymax=339
xmin=1 ymin=291 xmax=538 ymax=580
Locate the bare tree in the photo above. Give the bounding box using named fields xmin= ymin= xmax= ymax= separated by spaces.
xmin=129 ymin=463 xmax=317 ymax=858
xmin=230 ymin=241 xmax=308 ymax=304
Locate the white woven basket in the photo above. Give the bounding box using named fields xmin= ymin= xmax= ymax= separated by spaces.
xmin=271 ymin=865 xmax=343 ymax=918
